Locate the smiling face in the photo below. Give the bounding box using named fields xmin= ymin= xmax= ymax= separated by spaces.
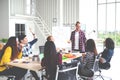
xmin=21 ymin=37 xmax=28 ymax=45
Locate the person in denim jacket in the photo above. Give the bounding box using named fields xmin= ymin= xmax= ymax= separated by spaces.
xmin=99 ymin=38 xmax=114 ymax=69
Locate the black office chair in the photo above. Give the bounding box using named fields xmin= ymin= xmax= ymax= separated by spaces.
xmin=56 ymin=60 xmax=80 ymax=80
xmin=39 ymin=46 xmax=44 ymax=54
xmin=0 ymin=66 xmax=15 ymax=80
xmin=0 ymin=75 xmax=15 ymax=80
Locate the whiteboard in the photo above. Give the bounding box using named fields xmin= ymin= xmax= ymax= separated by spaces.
xmin=52 ymin=27 xmax=71 ymax=50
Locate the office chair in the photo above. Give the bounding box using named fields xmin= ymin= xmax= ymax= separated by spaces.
xmin=0 ymin=66 xmax=15 ymax=80
xmin=93 ymin=53 xmax=112 ymax=80
xmin=92 ymin=53 xmax=105 ymax=80
xmin=98 ymin=57 xmax=112 ymax=80
xmin=0 ymin=75 xmax=15 ymax=80
xmin=39 ymin=46 xmax=44 ymax=54
xmin=55 ymin=60 xmax=80 ymax=80
xmin=22 ymin=46 xmax=44 ymax=80
xmin=79 ymin=53 xmax=104 ymax=80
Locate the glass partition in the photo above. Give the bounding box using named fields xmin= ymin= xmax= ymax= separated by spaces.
xmin=97 ymin=0 xmax=120 ymax=46
xmin=116 ymin=3 xmax=120 ymax=31
xmin=98 ymin=5 xmax=106 ymax=32
xmin=98 ymin=0 xmax=106 ymax=4
xmin=107 ymin=4 xmax=115 ymax=32
xmin=107 ymin=0 xmax=115 ymax=3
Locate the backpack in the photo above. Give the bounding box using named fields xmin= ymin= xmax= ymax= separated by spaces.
xmin=57 ymin=53 xmax=62 ymax=65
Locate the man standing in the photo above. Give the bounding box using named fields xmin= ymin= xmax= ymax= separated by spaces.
xmin=69 ymin=21 xmax=86 ymax=53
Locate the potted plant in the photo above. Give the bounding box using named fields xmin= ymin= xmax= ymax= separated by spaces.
xmin=0 ymin=38 xmax=8 ymax=44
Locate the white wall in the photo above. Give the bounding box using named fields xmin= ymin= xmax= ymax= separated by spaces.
xmin=63 ymin=0 xmax=80 ymax=25
xmin=10 ymin=0 xmax=26 ymax=16
xmin=9 ymin=17 xmax=35 ymax=38
xmin=36 ymin=0 xmax=58 ymax=30
xmin=36 ymin=0 xmax=80 ymax=28
xmin=0 ymin=0 xmax=9 ymax=38
xmin=9 ymin=17 xmax=41 ymax=51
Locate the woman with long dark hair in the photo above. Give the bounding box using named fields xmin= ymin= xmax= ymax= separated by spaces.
xmin=43 ymin=36 xmax=57 ymax=80
xmin=78 ymin=39 xmax=98 ymax=77
xmin=99 ymin=38 xmax=115 ymax=69
xmin=0 ymin=36 xmax=27 ymax=80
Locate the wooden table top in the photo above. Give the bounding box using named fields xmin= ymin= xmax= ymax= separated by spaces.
xmin=7 ymin=58 xmax=43 ymax=71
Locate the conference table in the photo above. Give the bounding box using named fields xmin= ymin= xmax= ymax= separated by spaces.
xmin=7 ymin=53 xmax=82 ymax=71
xmin=6 ymin=53 xmax=82 ymax=80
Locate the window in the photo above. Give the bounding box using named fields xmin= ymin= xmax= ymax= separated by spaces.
xmin=15 ymin=24 xmax=25 ymax=37
xmin=98 ymin=5 xmax=106 ymax=32
xmin=116 ymin=3 xmax=120 ymax=31
xmin=98 ymin=0 xmax=106 ymax=4
xmin=107 ymin=0 xmax=115 ymax=3
xmin=117 ymin=0 xmax=120 ymax=2
xmin=107 ymin=4 xmax=115 ymax=32
xmin=97 ymin=0 xmax=120 ymax=46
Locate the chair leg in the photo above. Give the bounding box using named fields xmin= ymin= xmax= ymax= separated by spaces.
xmin=55 ymin=66 xmax=59 ymax=80
xmin=99 ymin=70 xmax=112 ymax=80
xmin=41 ymin=75 xmax=44 ymax=80
xmin=7 ymin=76 xmax=15 ymax=80
xmin=94 ymin=74 xmax=104 ymax=80
xmin=41 ymin=75 xmax=48 ymax=80
xmin=101 ymin=75 xmax=112 ymax=80
xmin=100 ymin=75 xmax=104 ymax=80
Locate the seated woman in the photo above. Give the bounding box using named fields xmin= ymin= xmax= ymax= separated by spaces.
xmin=78 ymin=39 xmax=98 ymax=77
xmin=42 ymin=35 xmax=58 ymax=80
xmin=0 ymin=36 xmax=27 ymax=80
xmin=99 ymin=38 xmax=114 ymax=69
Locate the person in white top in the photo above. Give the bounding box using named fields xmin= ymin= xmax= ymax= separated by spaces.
xmin=68 ymin=21 xmax=86 ymax=53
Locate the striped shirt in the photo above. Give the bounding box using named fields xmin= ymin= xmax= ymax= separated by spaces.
xmin=22 ymin=38 xmax=38 ymax=57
